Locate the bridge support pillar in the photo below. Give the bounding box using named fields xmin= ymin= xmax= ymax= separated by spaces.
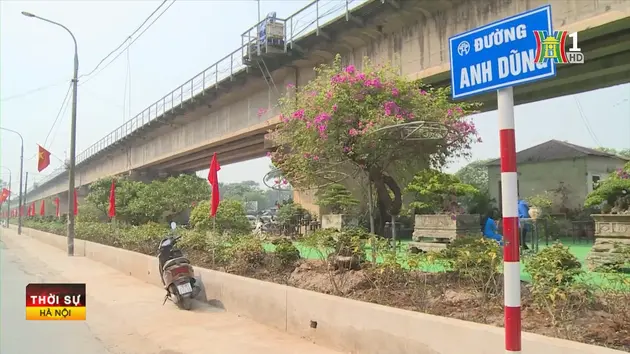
xmin=292 ymin=189 xmax=321 ymax=218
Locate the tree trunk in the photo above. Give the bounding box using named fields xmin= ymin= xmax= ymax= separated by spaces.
xmin=368 ymin=168 xmax=402 ymax=236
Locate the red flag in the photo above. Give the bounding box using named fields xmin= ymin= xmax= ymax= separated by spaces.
xmin=108 ymin=179 xmax=116 ymax=218
xmin=54 ymin=197 xmax=60 ymax=218
xmin=31 ymin=202 xmax=36 ymax=216
xmin=73 ymin=189 xmax=78 ymax=216
xmin=207 ymin=152 xmax=221 ymax=217
xmin=0 ymin=188 xmax=9 ymax=203
xmin=37 ymin=145 xmax=51 ymax=172
xmin=40 ymin=200 xmax=45 ymax=216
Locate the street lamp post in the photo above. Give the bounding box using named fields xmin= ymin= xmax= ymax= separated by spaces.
xmin=0 ymin=127 xmax=24 ymax=235
xmin=1 ymin=167 xmax=11 ymax=228
xmin=22 ymin=11 xmax=79 ymax=256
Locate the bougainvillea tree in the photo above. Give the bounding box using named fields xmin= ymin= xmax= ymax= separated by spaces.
xmin=268 ymin=55 xmax=481 ymax=232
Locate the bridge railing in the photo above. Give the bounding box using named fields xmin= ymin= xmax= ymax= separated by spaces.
xmin=28 ymin=0 xmax=371 ymax=195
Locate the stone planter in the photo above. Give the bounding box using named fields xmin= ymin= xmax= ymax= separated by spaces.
xmin=412 ymin=214 xmax=481 ymax=242
xmin=321 ymin=214 xmax=358 ymax=230
xmin=586 ymin=214 xmax=630 ymax=271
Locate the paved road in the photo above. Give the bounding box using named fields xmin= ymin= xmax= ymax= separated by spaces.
xmin=0 ymin=229 xmax=342 ymax=354
xmin=0 ymin=240 xmax=113 ymax=353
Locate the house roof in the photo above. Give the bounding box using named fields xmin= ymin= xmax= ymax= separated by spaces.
xmin=486 ymin=139 xmax=628 ymax=166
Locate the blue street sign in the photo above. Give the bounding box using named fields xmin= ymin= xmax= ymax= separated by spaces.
xmin=449 ymin=5 xmax=555 ymax=100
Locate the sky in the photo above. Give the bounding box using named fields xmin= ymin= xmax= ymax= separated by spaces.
xmin=1 ymin=0 xmax=629 ymax=197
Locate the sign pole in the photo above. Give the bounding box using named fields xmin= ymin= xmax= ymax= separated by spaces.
xmin=497 ymin=86 xmax=521 ymax=353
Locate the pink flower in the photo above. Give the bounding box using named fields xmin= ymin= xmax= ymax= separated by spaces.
xmin=419 ymin=90 xmax=427 ymax=95
xmin=364 ymin=78 xmax=382 ymax=89
xmin=383 ymin=101 xmax=400 ymax=116
xmin=391 ymin=88 xmax=399 ymax=97
xmin=325 ymin=91 xmax=333 ymax=99
xmin=348 ymin=128 xmax=359 ymax=136
xmin=345 ymin=65 xmax=356 ymax=74
xmin=292 ymin=109 xmax=305 ymax=120
xmin=332 ymin=104 xmax=338 ymax=112
xmin=266 ymin=151 xmax=272 ymax=157
xmin=257 ymin=107 xmax=268 ymax=117
xmin=286 ymin=83 xmax=295 ymax=89
xmin=343 ymin=146 xmax=351 ymax=153
xmin=282 ymin=179 xmax=288 ymax=185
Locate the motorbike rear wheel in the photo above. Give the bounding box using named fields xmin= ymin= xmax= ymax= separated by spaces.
xmin=178 ymin=296 xmax=193 ymax=310
xmin=168 ymin=284 xmax=193 ymax=310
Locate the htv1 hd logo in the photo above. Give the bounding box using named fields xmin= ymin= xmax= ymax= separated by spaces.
xmin=534 ymin=30 xmax=584 ymax=64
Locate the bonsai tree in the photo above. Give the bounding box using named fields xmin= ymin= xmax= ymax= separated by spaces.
xmin=268 ymin=55 xmax=481 ymax=233
xmin=315 ymin=183 xmax=359 ymax=214
xmin=405 ymin=169 xmax=479 ymax=214
xmin=584 ymin=162 xmax=630 ymax=214
xmin=526 ymin=192 xmax=554 ymax=216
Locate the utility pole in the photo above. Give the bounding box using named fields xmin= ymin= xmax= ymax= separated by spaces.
xmin=23 ymin=11 xmax=79 ymax=256
xmin=0 ymin=127 xmax=25 ymax=234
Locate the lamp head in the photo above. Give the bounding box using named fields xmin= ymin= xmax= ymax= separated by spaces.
xmin=21 ymin=11 xmax=36 ymax=17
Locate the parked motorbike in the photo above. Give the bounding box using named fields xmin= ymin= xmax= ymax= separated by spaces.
xmin=157 ymin=222 xmax=200 ymax=310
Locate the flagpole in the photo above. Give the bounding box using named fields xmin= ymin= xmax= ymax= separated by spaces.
xmin=23 ymin=172 xmax=28 ymax=219
xmin=2 ymin=167 xmax=10 ymax=228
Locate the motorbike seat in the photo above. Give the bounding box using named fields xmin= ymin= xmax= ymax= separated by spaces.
xmin=162 ymin=257 xmax=191 ymax=270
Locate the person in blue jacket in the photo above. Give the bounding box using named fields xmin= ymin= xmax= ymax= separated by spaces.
xmin=518 ymin=198 xmax=530 ymax=250
xmin=482 ymin=209 xmax=503 ymax=245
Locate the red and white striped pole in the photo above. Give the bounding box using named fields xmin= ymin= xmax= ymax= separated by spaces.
xmin=498 ymin=86 xmax=521 ymax=353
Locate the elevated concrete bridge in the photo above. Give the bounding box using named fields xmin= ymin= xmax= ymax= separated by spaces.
xmin=27 ymin=0 xmax=630 ymax=213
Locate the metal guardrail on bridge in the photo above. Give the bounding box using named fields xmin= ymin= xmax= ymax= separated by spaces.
xmin=28 ymin=0 xmax=371 ymax=195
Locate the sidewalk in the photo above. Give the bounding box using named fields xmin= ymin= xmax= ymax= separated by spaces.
xmin=0 ymin=228 xmax=343 ymax=354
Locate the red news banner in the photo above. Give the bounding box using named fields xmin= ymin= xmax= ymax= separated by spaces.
xmin=25 ymin=283 xmax=86 ymax=320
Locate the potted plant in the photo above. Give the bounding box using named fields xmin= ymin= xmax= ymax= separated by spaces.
xmin=316 ymin=183 xmax=359 ymax=230
xmin=406 ymin=169 xmax=481 ymax=243
xmin=525 ymin=192 xmax=553 ymax=219
xmin=584 ymin=162 xmax=630 ymax=270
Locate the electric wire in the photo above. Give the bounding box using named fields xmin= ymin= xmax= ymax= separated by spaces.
xmin=80 ymin=0 xmax=177 ymax=86
xmin=80 ymin=0 xmax=168 ymax=79
xmin=573 ymin=96 xmax=601 ymax=147
xmin=0 ymin=79 xmax=68 ymax=102
xmin=44 ymin=82 xmax=73 ymax=148
xmin=122 ymin=39 xmax=132 ymax=123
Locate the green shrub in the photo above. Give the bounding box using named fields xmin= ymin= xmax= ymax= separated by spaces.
xmin=189 ymin=200 xmax=251 ymax=235
xmin=76 ymin=202 xmax=107 ymax=223
xmin=226 ymin=235 xmax=266 ymax=273
xmin=177 ymin=229 xmax=210 ymax=251
xmin=274 ymin=239 xmax=300 ymax=266
xmin=439 ymin=237 xmax=502 ymax=295
xmin=525 ymin=242 xmax=584 ymax=307
xmin=75 ymin=222 xmax=120 ymax=247
xmin=120 ymin=222 xmax=168 ymax=254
